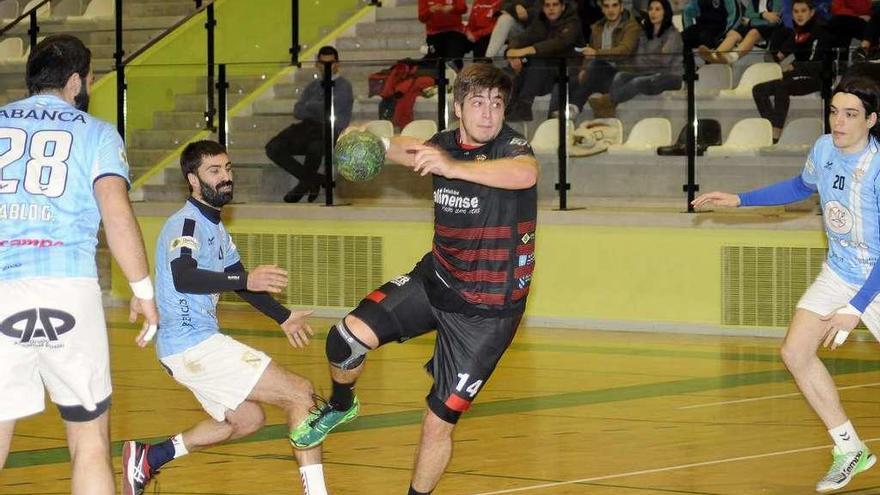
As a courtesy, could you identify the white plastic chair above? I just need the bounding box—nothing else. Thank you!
[21,0,50,19]
[607,118,673,155]
[671,13,683,32]
[719,62,782,98]
[364,120,394,139]
[0,38,24,64]
[400,119,437,140]
[67,0,113,21]
[760,118,824,155]
[695,64,733,95]
[706,118,773,156]
[530,118,574,153]
[0,1,20,23]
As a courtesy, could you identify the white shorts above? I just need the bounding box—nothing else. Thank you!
[0,277,111,421]
[797,263,880,341]
[160,333,271,422]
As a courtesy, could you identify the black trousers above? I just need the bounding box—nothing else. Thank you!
[264,119,324,184]
[752,69,822,129]
[426,31,471,69]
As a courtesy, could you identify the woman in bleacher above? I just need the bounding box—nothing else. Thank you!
[752,0,830,142]
[698,0,784,64]
[586,0,682,116]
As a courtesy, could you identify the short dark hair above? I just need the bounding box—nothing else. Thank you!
[26,34,91,95]
[453,63,512,105]
[180,140,228,189]
[832,75,880,139]
[317,46,339,61]
[792,0,814,9]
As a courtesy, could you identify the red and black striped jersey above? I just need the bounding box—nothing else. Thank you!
[415,124,537,317]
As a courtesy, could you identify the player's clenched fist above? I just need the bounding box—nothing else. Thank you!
[247,264,289,293]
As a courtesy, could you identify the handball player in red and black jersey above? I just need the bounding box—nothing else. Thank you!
[291,63,539,495]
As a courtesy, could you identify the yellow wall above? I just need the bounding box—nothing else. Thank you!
[114,216,827,328]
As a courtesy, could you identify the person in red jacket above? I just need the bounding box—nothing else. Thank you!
[828,0,872,61]
[466,0,503,57]
[420,0,471,69]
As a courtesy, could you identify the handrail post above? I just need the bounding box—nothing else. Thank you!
[437,58,447,131]
[821,51,833,134]
[205,3,216,131]
[555,57,570,211]
[114,0,126,140]
[217,64,228,146]
[27,10,38,51]
[322,61,335,206]
[683,49,699,213]
[291,0,300,66]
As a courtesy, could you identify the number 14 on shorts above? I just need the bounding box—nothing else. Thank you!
[456,373,483,397]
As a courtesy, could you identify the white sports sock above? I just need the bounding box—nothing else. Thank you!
[299,464,328,495]
[172,433,189,459]
[829,420,863,452]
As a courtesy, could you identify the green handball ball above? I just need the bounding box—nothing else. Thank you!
[334,130,386,182]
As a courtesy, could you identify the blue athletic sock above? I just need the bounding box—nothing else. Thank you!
[146,438,177,470]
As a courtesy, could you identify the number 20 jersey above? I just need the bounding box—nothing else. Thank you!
[0,95,130,280]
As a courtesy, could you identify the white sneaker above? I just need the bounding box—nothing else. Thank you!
[815,443,875,493]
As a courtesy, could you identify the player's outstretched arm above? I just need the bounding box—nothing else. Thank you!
[691,191,741,209]
[94,175,159,346]
[386,136,427,167]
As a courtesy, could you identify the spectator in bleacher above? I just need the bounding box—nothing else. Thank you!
[466,0,503,58]
[698,0,783,64]
[504,0,584,121]
[567,0,641,117]
[586,0,682,117]
[827,0,871,60]
[752,0,830,142]
[855,4,880,56]
[419,0,471,69]
[484,0,541,58]
[780,0,831,26]
[576,0,604,41]
[680,0,744,50]
[264,46,353,203]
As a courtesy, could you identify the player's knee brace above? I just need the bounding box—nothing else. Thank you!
[326,320,369,370]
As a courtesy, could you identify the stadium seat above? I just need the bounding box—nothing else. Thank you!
[671,13,683,32]
[719,62,782,98]
[364,119,394,139]
[760,118,824,156]
[401,119,437,140]
[530,118,574,153]
[0,1,20,24]
[705,117,773,156]
[0,38,24,65]
[607,117,672,155]
[20,0,50,19]
[67,0,113,21]
[695,64,733,95]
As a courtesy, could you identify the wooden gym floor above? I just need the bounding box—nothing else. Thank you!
[4,306,880,494]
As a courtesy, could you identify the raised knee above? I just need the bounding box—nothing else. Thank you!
[326,319,371,370]
[780,342,807,371]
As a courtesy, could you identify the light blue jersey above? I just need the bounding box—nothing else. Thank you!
[802,134,880,286]
[0,95,129,279]
[154,198,241,358]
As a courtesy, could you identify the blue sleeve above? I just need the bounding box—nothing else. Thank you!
[724,0,740,31]
[683,0,698,27]
[738,175,816,206]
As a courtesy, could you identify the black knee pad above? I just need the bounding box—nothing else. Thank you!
[326,321,369,370]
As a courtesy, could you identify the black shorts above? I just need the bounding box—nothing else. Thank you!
[349,270,522,424]
[734,23,778,41]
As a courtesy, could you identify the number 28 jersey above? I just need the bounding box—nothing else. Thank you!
[0,95,130,280]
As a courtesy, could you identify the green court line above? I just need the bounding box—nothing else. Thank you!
[8,356,880,469]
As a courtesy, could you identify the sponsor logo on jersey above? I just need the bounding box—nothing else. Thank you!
[390,275,410,286]
[0,238,63,248]
[0,108,86,123]
[170,236,199,252]
[824,200,854,235]
[434,187,480,209]
[0,308,75,345]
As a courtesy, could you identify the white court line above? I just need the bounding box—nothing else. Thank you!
[467,437,880,495]
[678,381,880,410]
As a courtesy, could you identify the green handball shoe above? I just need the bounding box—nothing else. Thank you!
[816,443,875,493]
[290,397,360,449]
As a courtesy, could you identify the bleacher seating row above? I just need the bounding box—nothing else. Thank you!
[356,116,823,157]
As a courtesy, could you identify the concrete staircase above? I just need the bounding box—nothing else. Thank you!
[0,0,196,105]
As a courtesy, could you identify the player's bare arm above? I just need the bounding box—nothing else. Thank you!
[407,144,538,189]
[94,175,158,346]
[281,310,315,348]
[691,191,742,209]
